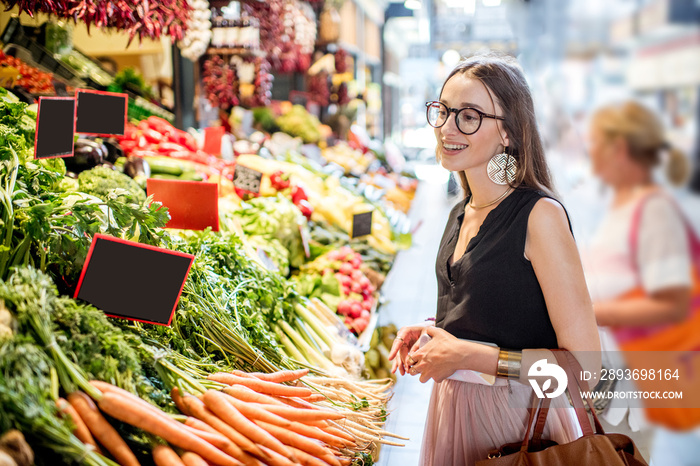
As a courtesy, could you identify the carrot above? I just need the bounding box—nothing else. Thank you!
[171,387,191,415]
[301,394,327,403]
[288,446,333,466]
[91,380,178,424]
[56,397,102,454]
[181,424,262,466]
[322,426,355,444]
[153,444,186,466]
[222,395,292,427]
[202,390,296,462]
[249,369,309,383]
[184,416,220,436]
[253,420,335,462]
[285,422,352,449]
[181,452,210,466]
[259,404,345,422]
[67,392,140,466]
[182,393,267,464]
[97,391,239,466]
[207,373,313,398]
[257,445,298,466]
[222,386,285,406]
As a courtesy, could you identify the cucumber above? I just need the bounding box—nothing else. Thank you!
[146,158,184,176]
[179,171,204,181]
[149,174,182,180]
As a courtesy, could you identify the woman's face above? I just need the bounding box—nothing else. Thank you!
[588,124,620,185]
[435,74,509,175]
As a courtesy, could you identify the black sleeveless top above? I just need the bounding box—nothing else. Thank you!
[435,187,566,350]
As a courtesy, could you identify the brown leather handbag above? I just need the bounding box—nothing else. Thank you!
[476,350,648,466]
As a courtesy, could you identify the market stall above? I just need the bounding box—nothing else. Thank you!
[0,1,417,464]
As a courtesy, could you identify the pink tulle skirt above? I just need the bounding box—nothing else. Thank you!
[419,378,582,466]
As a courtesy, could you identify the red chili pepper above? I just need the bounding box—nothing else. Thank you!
[156,142,188,154]
[142,128,164,144]
[297,199,313,220]
[291,185,308,204]
[146,116,173,133]
[119,140,138,153]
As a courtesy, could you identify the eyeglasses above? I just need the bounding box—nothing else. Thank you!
[425,101,505,135]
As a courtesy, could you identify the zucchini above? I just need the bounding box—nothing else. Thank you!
[149,174,182,180]
[179,171,204,181]
[146,158,185,176]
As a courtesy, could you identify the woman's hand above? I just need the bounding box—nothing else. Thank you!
[408,328,500,383]
[408,326,467,383]
[388,321,434,376]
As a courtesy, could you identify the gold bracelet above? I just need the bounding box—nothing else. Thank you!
[496,349,522,379]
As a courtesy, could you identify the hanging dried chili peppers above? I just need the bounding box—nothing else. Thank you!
[0,0,192,44]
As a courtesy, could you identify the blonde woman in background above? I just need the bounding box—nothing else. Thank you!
[585,100,698,465]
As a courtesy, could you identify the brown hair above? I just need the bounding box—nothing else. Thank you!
[591,101,689,186]
[436,52,554,197]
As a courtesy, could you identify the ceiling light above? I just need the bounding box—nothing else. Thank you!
[482,0,501,6]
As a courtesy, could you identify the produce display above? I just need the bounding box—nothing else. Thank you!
[365,324,398,381]
[0,51,55,95]
[0,86,419,465]
[294,247,377,335]
[276,105,322,144]
[322,142,372,175]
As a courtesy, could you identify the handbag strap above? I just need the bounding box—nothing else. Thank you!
[520,392,551,451]
[629,192,700,278]
[518,350,607,449]
[551,350,606,435]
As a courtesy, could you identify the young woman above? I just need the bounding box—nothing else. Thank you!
[388,53,601,465]
[584,101,697,465]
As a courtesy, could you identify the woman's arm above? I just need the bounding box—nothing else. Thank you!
[595,287,691,327]
[524,198,601,377]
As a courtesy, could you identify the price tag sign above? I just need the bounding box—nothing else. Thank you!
[75,89,128,137]
[351,211,373,238]
[147,179,219,232]
[34,96,76,159]
[233,165,263,194]
[203,126,225,156]
[74,234,194,326]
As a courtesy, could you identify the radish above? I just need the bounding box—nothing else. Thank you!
[360,309,370,320]
[351,282,362,294]
[361,300,372,311]
[351,269,364,281]
[339,263,354,276]
[350,257,362,269]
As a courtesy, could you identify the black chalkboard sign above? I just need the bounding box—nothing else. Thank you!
[351,211,373,238]
[233,165,263,194]
[75,89,128,136]
[74,234,194,326]
[34,97,75,159]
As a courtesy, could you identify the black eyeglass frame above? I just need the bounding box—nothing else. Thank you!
[425,101,506,135]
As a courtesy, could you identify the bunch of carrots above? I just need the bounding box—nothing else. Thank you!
[52,368,404,465]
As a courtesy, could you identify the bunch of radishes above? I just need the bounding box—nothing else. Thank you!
[324,247,375,334]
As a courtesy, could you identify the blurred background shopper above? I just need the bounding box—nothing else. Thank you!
[584,100,700,465]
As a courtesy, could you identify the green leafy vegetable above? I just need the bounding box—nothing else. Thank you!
[78,165,147,204]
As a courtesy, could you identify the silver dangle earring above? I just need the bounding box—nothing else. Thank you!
[487,150,517,185]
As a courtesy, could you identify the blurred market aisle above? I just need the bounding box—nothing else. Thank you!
[376,170,455,466]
